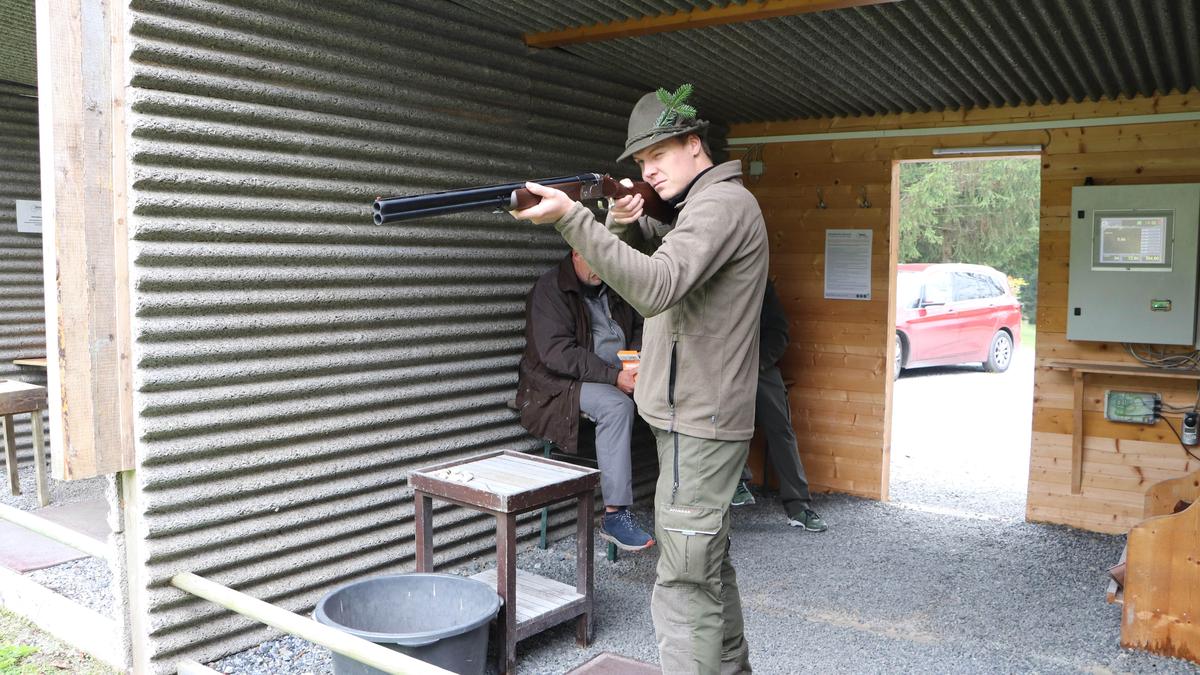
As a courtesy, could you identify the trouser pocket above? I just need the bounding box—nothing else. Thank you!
[658,504,725,585]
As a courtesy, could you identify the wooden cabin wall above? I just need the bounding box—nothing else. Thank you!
[730,91,1200,531]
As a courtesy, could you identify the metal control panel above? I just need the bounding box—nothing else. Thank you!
[1067,183,1200,346]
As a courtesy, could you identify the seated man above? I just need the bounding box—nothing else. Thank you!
[732,280,827,532]
[515,250,655,551]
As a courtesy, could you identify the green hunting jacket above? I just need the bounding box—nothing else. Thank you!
[553,160,768,440]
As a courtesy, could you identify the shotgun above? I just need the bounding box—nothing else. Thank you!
[372,173,673,225]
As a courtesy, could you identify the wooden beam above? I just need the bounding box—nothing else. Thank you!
[523,0,901,48]
[35,0,135,480]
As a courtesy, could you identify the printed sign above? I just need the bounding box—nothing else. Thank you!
[15,200,42,234]
[824,229,872,300]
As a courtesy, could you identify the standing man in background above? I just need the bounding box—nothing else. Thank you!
[511,85,766,675]
[731,280,827,533]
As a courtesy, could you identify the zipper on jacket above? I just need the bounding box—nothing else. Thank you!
[668,339,679,504]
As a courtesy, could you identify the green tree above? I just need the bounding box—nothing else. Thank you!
[899,158,1041,319]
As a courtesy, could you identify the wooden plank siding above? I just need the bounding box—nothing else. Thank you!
[730,90,1200,530]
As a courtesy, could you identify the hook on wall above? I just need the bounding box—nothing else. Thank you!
[857,186,871,209]
[816,187,827,210]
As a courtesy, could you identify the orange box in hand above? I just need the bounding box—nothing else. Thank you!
[617,350,640,372]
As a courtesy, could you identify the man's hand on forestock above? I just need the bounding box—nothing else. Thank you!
[509,182,574,224]
[616,369,636,395]
[609,178,644,224]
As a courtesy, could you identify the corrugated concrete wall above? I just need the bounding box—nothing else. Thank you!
[0,82,47,466]
[0,0,36,87]
[123,0,652,667]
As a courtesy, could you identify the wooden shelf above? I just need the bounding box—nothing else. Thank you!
[1046,359,1200,380]
[1046,360,1200,495]
[471,568,587,640]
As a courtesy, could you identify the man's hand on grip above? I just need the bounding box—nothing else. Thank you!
[609,178,644,224]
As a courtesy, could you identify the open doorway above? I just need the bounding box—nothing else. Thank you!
[889,156,1041,521]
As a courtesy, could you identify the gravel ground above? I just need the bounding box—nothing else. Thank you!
[211,492,1196,674]
[0,464,107,512]
[1,464,114,619]
[25,557,114,617]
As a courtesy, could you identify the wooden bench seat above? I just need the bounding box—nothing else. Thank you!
[1109,468,1200,664]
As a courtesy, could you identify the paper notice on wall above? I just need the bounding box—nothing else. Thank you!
[15,200,42,234]
[824,229,872,300]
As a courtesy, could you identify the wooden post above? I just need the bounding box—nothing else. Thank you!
[414,492,433,572]
[575,491,594,646]
[35,0,135,481]
[1071,370,1085,494]
[31,411,48,507]
[496,513,517,674]
[3,415,15,496]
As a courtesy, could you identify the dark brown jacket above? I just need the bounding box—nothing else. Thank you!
[516,254,642,454]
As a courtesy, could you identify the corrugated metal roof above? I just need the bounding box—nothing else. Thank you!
[0,0,36,87]
[0,83,47,465]
[447,0,1200,122]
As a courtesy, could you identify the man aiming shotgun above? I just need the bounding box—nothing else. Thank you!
[509,85,766,675]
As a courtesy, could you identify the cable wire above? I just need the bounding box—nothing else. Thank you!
[1125,343,1200,370]
[1156,413,1200,463]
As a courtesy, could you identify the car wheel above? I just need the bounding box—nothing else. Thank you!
[894,332,905,380]
[983,330,1013,373]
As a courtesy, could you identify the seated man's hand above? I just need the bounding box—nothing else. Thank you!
[609,178,644,224]
[509,182,575,225]
[616,369,636,395]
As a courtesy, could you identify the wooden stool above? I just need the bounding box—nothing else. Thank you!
[409,450,600,674]
[0,380,49,507]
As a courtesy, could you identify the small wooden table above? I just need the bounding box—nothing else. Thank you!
[1,380,49,506]
[409,450,600,674]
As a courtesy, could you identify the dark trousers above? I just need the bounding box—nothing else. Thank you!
[747,365,812,517]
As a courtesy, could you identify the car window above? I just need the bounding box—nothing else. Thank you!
[953,272,997,301]
[923,272,951,305]
[897,272,922,309]
[986,274,1008,297]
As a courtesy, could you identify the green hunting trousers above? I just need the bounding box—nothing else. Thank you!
[651,428,753,675]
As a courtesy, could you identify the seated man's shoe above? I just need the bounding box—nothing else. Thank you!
[787,508,828,532]
[731,481,756,506]
[599,507,655,551]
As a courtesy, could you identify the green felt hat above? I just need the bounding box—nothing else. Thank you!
[617,84,709,162]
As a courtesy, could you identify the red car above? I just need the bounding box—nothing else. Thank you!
[894,263,1022,378]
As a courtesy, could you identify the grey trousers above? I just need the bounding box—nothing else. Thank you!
[651,428,752,675]
[579,382,635,506]
[750,366,812,517]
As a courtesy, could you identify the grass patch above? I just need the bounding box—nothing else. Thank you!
[0,644,38,674]
[0,608,114,674]
[1020,319,1036,352]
